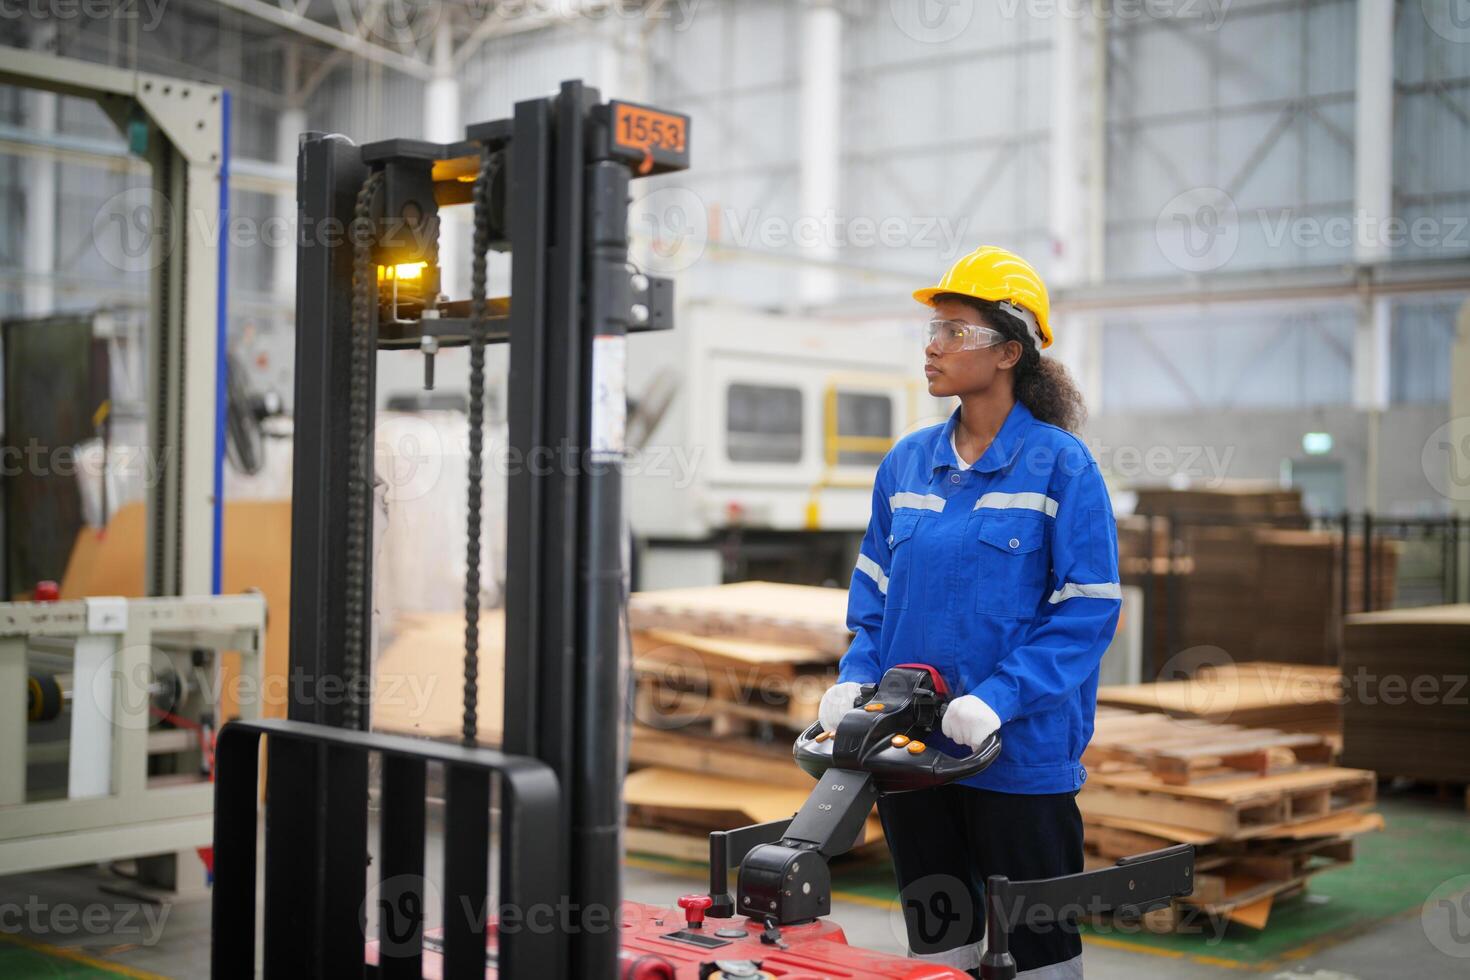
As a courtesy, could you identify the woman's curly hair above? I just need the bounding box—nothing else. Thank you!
[934,293,1088,433]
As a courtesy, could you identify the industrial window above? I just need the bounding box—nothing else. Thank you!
[726,383,803,463]
[832,391,893,466]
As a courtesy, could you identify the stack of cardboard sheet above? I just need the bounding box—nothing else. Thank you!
[1131,483,1305,520]
[1340,605,1470,785]
[1117,502,1400,667]
[1097,662,1343,736]
[372,610,504,742]
[624,582,869,858]
[1082,707,1381,930]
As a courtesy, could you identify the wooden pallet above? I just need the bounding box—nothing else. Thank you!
[1080,766,1375,838]
[633,671,826,735]
[1085,708,1335,784]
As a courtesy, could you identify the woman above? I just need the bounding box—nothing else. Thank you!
[818,246,1120,979]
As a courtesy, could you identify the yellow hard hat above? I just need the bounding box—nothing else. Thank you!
[913,246,1053,349]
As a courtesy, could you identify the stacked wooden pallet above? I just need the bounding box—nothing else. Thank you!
[1081,708,1380,930]
[1097,662,1343,735]
[625,582,862,858]
[1340,604,1470,786]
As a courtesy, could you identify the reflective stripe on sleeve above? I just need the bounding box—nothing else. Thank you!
[1048,581,1123,604]
[855,553,888,594]
[974,491,1059,517]
[889,491,946,513]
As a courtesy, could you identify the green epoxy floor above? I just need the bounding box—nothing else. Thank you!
[0,938,141,978]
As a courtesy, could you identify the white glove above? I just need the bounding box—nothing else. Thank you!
[941,695,1001,750]
[818,681,863,732]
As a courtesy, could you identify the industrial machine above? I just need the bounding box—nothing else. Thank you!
[210,79,1192,979]
[0,51,255,892]
[626,303,947,589]
[0,593,264,882]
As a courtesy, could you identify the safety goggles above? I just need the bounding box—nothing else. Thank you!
[926,318,1006,354]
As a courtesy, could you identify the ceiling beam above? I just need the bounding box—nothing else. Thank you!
[205,0,432,79]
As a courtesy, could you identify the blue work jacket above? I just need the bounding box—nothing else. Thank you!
[836,401,1121,794]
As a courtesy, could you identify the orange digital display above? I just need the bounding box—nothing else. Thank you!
[613,103,688,174]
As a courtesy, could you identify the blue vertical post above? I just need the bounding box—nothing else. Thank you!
[211,90,231,595]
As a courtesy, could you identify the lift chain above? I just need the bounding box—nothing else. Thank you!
[462,151,497,747]
[345,168,383,731]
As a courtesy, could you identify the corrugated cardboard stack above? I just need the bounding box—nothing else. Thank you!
[1122,487,1398,666]
[1340,604,1470,785]
[1132,483,1306,521]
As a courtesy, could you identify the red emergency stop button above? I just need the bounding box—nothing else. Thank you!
[677,893,713,929]
[34,581,59,602]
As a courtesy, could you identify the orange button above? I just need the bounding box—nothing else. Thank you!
[864,702,886,712]
[906,740,927,755]
[815,730,833,743]
[890,735,910,747]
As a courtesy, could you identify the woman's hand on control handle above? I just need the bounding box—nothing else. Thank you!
[940,695,1001,750]
[818,681,863,732]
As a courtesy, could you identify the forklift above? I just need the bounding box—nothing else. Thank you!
[209,80,1193,980]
